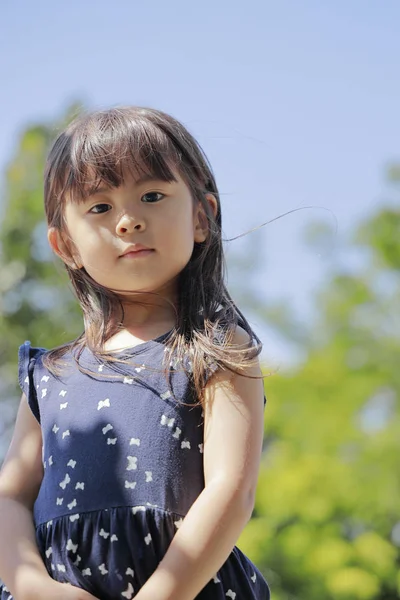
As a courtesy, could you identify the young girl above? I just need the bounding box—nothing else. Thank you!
[0,107,270,600]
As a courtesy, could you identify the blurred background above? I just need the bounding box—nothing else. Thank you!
[1,1,399,598]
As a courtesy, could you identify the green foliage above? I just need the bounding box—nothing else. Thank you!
[238,205,400,597]
[0,106,85,437]
[355,209,400,272]
[0,107,399,598]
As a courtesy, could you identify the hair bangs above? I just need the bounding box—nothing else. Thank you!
[59,109,182,206]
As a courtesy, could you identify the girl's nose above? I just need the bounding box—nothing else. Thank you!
[116,213,146,235]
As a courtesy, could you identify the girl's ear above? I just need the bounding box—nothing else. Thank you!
[47,227,83,269]
[194,194,218,243]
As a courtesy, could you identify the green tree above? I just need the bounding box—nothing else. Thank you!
[0,104,84,443]
[238,200,400,598]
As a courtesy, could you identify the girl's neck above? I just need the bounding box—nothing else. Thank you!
[103,293,177,352]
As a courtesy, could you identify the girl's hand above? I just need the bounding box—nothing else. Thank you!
[20,577,100,600]
[50,581,100,600]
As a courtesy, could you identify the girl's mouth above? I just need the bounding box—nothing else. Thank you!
[120,249,154,258]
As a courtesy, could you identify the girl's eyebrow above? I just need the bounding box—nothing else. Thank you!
[86,174,174,199]
[87,186,110,197]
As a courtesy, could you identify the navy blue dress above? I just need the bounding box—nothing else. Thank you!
[0,337,270,600]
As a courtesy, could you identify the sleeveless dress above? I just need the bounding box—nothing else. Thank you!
[0,337,270,600]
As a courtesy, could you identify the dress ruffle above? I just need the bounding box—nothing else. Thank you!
[1,506,269,600]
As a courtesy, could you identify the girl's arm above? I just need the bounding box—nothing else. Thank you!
[0,395,102,600]
[0,394,51,599]
[135,328,265,600]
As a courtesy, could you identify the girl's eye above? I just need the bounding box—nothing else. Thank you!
[88,192,164,213]
[141,192,164,203]
[89,204,111,214]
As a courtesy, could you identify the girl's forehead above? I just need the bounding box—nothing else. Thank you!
[91,172,181,197]
[69,162,181,204]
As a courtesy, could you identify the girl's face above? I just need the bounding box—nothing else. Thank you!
[48,171,212,301]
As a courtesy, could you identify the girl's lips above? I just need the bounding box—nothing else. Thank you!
[120,249,154,258]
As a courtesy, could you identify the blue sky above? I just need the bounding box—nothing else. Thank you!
[1,0,400,367]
